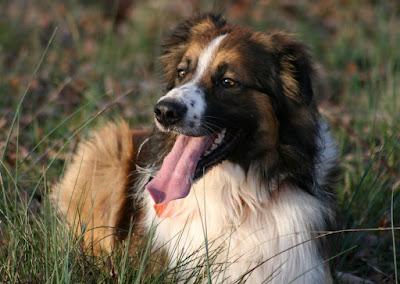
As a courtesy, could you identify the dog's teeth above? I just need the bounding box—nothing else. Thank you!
[203,129,227,157]
[214,129,226,145]
[214,136,223,145]
[210,143,218,151]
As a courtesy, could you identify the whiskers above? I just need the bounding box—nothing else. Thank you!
[161,115,226,137]
[199,116,225,136]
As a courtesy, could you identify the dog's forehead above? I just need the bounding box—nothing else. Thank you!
[188,30,248,56]
[179,34,227,84]
[182,32,254,85]
[186,34,227,58]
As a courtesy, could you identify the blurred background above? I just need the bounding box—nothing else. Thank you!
[0,1,399,283]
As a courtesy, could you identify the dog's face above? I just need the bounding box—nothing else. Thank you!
[146,14,319,204]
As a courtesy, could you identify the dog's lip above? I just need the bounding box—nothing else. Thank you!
[193,128,241,180]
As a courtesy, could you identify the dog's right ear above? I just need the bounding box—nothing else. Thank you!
[160,14,226,90]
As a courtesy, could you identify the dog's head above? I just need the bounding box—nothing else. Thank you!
[146,14,319,204]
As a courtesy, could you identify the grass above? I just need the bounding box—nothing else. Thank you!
[0,0,399,282]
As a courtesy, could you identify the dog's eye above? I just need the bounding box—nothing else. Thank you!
[177,69,187,79]
[221,78,238,88]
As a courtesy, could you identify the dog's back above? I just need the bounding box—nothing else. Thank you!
[51,121,148,253]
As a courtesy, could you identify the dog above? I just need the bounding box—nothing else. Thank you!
[52,14,338,283]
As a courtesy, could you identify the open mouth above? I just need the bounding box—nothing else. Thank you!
[194,128,240,180]
[145,128,240,205]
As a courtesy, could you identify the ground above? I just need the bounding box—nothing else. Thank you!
[0,0,399,283]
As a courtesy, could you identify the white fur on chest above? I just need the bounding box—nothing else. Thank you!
[143,160,332,283]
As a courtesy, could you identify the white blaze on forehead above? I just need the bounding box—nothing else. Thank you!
[157,34,227,134]
[191,34,227,83]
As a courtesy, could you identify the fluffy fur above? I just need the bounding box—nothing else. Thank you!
[52,14,338,283]
[51,122,147,253]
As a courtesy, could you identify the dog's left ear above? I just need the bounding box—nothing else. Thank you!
[255,32,315,105]
[160,14,226,90]
[160,19,193,89]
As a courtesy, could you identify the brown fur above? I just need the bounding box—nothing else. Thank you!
[51,121,148,254]
[253,92,279,150]
[281,59,300,101]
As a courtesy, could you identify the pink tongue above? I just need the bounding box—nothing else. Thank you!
[146,135,213,204]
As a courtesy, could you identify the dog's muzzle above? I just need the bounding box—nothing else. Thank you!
[154,99,187,127]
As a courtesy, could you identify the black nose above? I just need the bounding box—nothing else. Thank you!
[154,99,187,127]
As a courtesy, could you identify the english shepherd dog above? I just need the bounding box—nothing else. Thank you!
[52,14,339,283]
